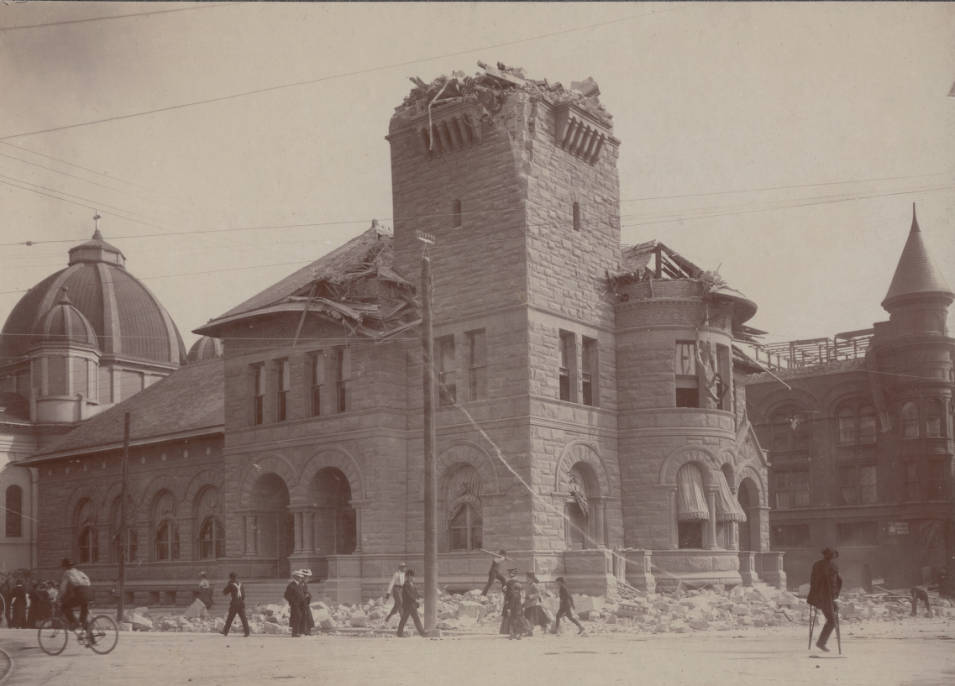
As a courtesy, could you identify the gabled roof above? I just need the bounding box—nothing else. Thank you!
[26,358,223,461]
[195,222,417,339]
[882,204,954,309]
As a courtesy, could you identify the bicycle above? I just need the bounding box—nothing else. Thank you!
[37,604,119,656]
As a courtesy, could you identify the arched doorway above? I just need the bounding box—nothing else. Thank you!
[251,473,292,578]
[311,468,356,555]
[737,478,760,551]
[564,462,600,549]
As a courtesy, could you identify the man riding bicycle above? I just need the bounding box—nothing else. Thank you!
[59,558,92,633]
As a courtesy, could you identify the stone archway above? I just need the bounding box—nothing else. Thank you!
[737,477,760,552]
[249,472,292,578]
[309,468,356,556]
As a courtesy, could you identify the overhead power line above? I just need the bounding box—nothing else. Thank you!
[0,5,681,141]
[0,4,223,33]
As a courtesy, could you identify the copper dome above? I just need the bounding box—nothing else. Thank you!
[1,230,185,365]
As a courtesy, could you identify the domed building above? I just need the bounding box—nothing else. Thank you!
[0,222,187,569]
[187,336,223,363]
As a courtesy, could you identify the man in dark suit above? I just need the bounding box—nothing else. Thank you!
[807,548,842,652]
[221,572,250,637]
[284,572,305,637]
[396,568,426,637]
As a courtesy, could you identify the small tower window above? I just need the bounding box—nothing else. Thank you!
[453,199,462,228]
[572,202,581,231]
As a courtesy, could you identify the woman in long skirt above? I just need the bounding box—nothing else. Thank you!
[522,573,550,636]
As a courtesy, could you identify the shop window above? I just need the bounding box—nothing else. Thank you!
[836,521,878,546]
[771,524,811,548]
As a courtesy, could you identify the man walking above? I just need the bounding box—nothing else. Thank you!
[807,548,842,652]
[384,562,406,622]
[481,549,508,596]
[222,572,250,637]
[551,576,585,635]
[396,568,426,637]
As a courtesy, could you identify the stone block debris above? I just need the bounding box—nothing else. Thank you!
[109,583,954,637]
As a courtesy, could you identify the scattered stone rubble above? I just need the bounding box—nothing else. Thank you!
[119,583,953,636]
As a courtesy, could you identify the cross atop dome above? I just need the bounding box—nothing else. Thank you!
[92,211,102,240]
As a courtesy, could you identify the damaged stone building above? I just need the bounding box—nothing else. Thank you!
[3,63,822,602]
[746,207,954,591]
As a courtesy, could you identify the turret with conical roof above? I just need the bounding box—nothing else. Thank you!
[882,204,954,328]
[879,205,954,339]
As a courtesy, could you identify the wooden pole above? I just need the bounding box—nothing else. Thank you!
[117,412,130,623]
[421,251,438,634]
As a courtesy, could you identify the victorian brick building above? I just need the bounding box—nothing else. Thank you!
[746,207,954,590]
[6,65,782,603]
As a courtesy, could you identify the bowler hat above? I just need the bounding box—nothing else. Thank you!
[821,547,836,559]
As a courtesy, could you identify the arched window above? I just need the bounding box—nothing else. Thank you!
[199,517,225,559]
[676,463,708,549]
[837,406,857,445]
[858,406,878,445]
[5,485,22,538]
[448,501,482,551]
[155,519,180,561]
[925,399,944,438]
[901,402,919,439]
[78,525,98,563]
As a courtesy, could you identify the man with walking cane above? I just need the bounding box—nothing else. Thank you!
[807,548,842,653]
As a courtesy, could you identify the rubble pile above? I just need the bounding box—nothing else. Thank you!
[393,61,612,126]
[126,584,953,635]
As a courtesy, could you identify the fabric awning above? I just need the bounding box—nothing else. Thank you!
[677,465,709,521]
[715,470,747,522]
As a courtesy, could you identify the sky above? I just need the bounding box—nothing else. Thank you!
[1,2,953,352]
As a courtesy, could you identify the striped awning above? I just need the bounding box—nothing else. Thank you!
[677,464,709,522]
[715,470,747,523]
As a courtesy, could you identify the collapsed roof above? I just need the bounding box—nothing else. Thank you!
[393,61,613,127]
[196,222,418,340]
[608,240,764,343]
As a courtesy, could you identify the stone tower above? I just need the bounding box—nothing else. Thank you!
[387,65,625,559]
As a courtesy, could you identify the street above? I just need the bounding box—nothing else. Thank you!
[1,618,953,686]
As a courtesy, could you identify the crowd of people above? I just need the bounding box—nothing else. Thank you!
[3,577,59,629]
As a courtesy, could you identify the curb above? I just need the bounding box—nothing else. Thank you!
[0,645,13,686]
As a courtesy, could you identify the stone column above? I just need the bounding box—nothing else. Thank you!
[302,509,315,554]
[666,488,678,549]
[705,490,718,550]
[592,498,607,547]
[351,499,368,553]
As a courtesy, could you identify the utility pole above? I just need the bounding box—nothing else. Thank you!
[117,412,130,624]
[418,231,437,634]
